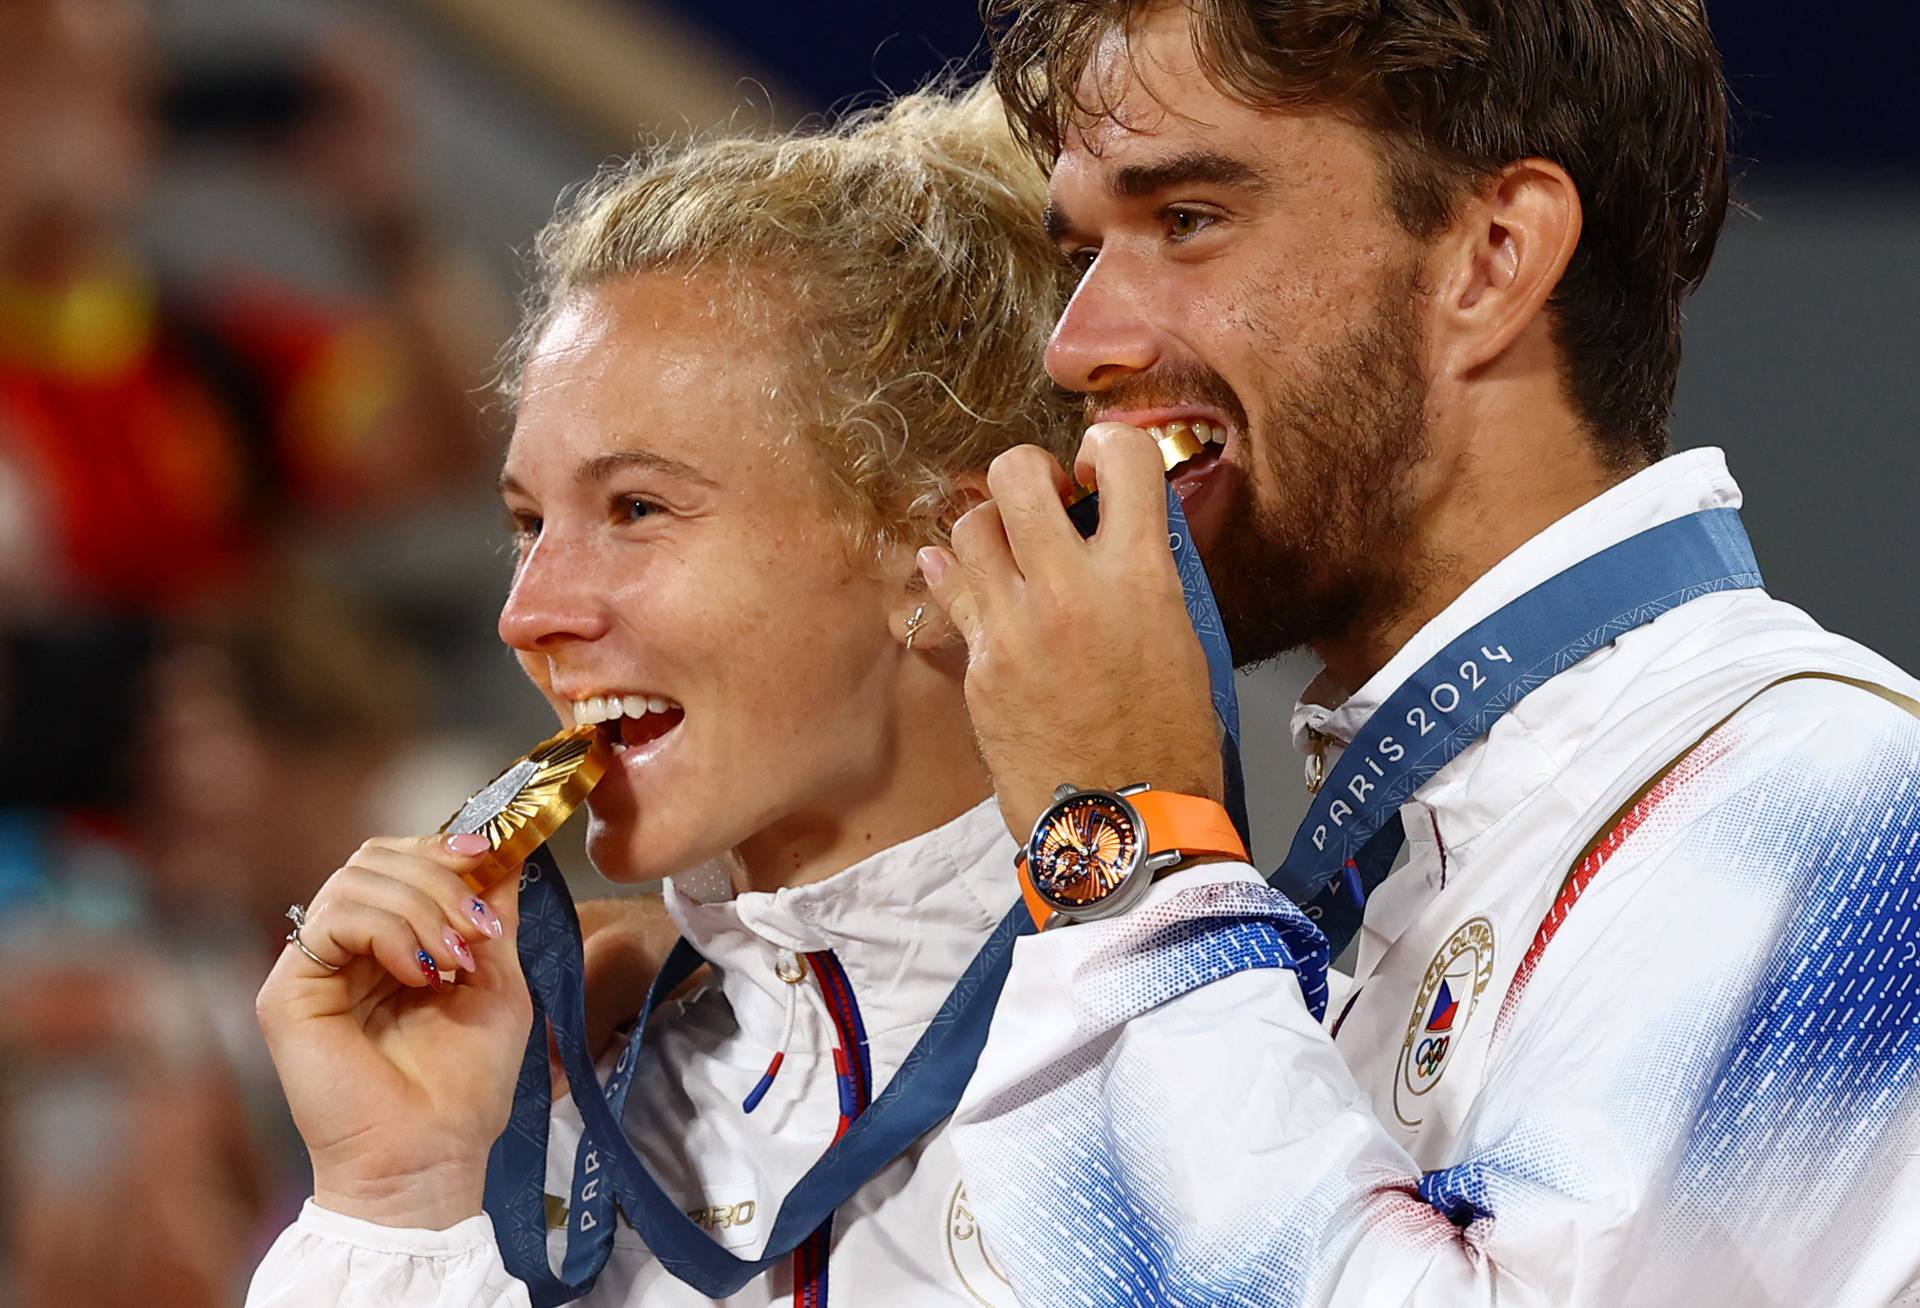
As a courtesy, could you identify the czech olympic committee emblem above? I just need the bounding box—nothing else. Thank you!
[1394,916,1495,1129]
[945,1181,1016,1307]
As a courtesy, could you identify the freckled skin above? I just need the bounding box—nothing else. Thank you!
[498,271,989,891]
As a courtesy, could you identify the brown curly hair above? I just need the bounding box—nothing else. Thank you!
[986,0,1733,468]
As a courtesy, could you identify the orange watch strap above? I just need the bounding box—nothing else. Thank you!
[1015,790,1245,931]
[1130,789,1248,863]
[1017,858,1056,931]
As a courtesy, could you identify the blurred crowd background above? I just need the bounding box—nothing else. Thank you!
[0,0,1912,1303]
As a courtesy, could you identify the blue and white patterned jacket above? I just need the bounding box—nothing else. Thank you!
[952,448,1920,1308]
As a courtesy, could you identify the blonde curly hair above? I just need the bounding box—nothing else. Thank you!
[507,80,1077,555]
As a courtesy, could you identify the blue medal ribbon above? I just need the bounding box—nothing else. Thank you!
[1275,506,1761,954]
[486,489,1237,1303]
[1069,491,1252,842]
[484,851,1041,1302]
[483,488,1761,1301]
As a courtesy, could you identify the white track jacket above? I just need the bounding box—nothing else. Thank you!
[246,800,1029,1308]
[948,448,1920,1306]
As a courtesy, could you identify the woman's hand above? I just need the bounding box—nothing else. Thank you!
[255,833,532,1230]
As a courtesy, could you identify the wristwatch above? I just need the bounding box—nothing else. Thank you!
[1016,783,1247,930]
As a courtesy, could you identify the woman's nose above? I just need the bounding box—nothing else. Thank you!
[497,532,612,652]
[1046,256,1163,394]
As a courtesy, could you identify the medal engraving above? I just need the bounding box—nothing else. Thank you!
[448,760,543,836]
[438,725,613,892]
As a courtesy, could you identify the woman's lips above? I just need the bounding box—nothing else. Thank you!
[584,709,685,784]
[617,706,683,751]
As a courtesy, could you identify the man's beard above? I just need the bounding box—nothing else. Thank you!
[1092,262,1432,670]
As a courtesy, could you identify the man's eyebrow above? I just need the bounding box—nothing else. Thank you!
[1043,152,1268,245]
[1110,151,1271,200]
[496,448,717,497]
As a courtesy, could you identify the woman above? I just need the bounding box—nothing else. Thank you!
[246,83,1072,1306]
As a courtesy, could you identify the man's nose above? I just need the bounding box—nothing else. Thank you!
[1046,257,1163,394]
[497,531,612,653]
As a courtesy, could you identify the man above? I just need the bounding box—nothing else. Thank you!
[919,2,1920,1304]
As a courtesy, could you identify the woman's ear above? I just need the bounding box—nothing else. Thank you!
[889,566,957,655]
[887,471,990,654]
[946,469,992,520]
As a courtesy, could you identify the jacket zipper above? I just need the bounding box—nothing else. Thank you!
[791,949,871,1308]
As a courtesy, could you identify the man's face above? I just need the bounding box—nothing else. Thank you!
[1043,5,1437,668]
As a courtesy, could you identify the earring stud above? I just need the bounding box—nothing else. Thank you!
[904,604,929,651]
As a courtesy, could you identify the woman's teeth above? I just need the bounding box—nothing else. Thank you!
[1146,421,1228,474]
[570,693,680,728]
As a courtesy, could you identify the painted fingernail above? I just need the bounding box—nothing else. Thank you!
[442,928,476,971]
[416,949,444,990]
[445,833,492,856]
[465,897,504,938]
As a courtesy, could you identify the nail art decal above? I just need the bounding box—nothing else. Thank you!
[417,949,444,990]
[443,928,476,970]
[467,897,504,938]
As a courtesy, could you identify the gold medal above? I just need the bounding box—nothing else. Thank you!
[1068,423,1212,503]
[439,724,613,892]
[1150,423,1206,471]
[1066,423,1216,528]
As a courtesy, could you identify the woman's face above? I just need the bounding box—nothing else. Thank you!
[498,273,917,882]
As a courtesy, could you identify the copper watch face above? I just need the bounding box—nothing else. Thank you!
[1028,794,1141,909]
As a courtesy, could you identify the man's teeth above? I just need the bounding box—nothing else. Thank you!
[1147,420,1226,446]
[1145,421,1227,473]
[571,693,680,727]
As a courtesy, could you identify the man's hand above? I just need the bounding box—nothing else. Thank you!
[918,424,1224,842]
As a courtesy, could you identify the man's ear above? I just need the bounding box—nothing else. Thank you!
[1430,158,1583,378]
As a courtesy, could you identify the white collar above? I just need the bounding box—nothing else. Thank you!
[1290,447,1743,753]
[661,799,1016,1040]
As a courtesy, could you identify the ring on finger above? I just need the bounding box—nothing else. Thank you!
[284,902,344,974]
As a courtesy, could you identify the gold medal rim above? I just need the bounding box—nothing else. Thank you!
[438,723,612,891]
